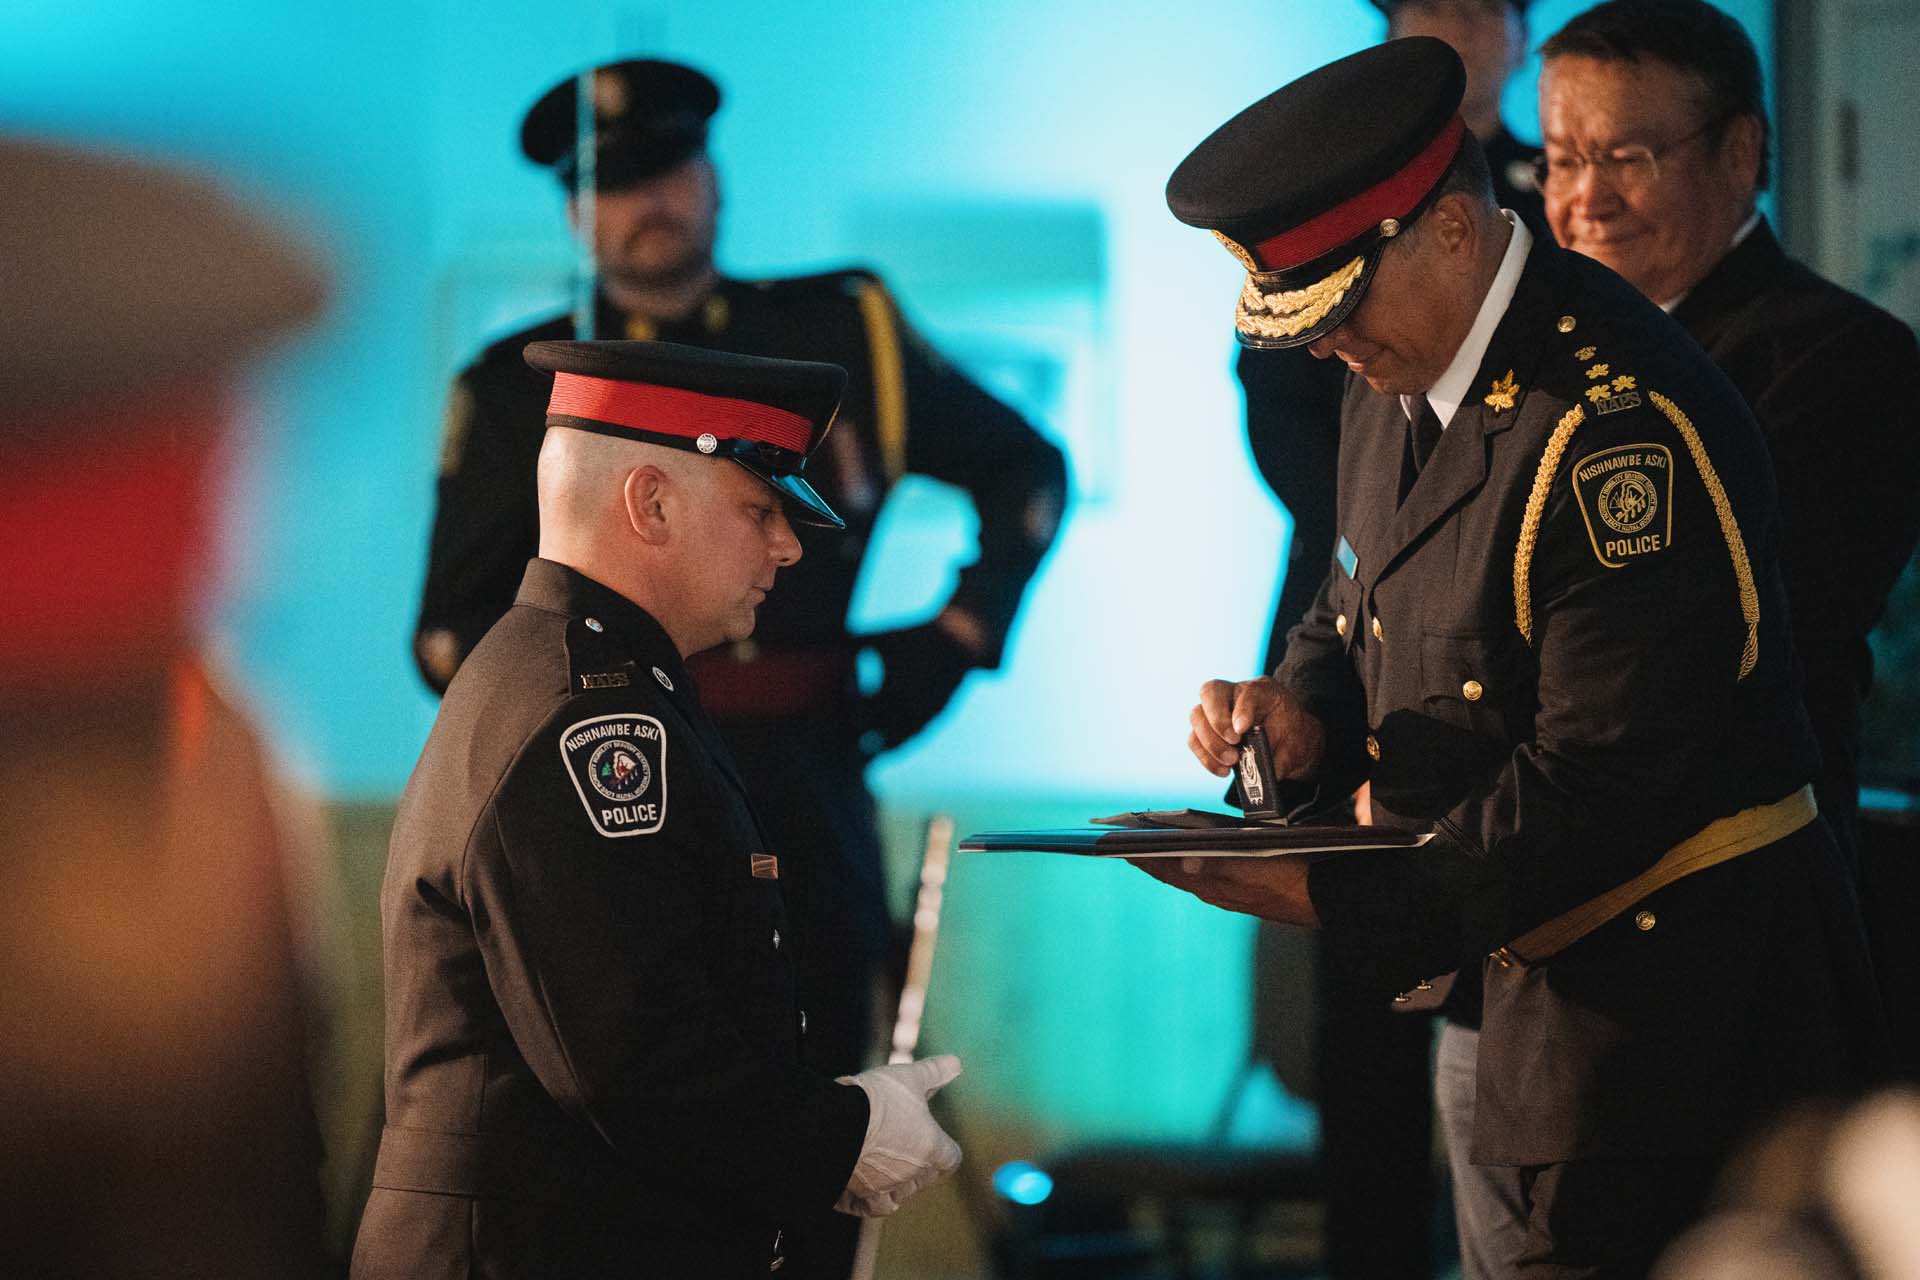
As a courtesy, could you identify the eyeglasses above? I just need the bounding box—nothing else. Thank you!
[1533,117,1726,195]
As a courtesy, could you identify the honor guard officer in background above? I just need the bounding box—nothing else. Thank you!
[1230,4,1543,1275]
[356,342,962,1280]
[411,67,1064,1262]
[1157,39,1881,1276]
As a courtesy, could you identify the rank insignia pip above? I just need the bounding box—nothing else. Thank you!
[1484,369,1519,413]
[560,713,667,837]
[1571,443,1674,568]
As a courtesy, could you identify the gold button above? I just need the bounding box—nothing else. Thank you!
[1379,217,1401,238]
[1335,613,1349,637]
[1371,615,1384,641]
[1558,315,1577,333]
[1365,734,1381,761]
[1634,910,1656,931]
[1462,679,1484,701]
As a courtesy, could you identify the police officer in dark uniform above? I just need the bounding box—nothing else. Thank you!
[1231,6,1544,1275]
[1155,40,1879,1275]
[356,342,963,1279]
[412,72,1065,1225]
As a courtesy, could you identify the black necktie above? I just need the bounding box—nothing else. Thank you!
[1401,397,1443,501]
[1411,398,1444,472]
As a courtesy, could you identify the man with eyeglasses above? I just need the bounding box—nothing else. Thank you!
[1422,2,1920,1273]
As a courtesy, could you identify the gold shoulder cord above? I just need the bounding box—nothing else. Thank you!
[1649,391,1760,679]
[853,278,909,483]
[1513,405,1586,645]
[1512,393,1759,680]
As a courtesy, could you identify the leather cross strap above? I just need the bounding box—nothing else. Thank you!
[1493,784,1817,967]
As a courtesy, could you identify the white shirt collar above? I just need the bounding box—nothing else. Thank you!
[1413,212,1532,428]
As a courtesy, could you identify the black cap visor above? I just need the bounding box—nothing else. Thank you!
[554,125,707,192]
[1234,241,1384,350]
[732,459,844,530]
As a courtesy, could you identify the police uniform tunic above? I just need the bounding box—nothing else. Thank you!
[416,272,1066,1084]
[354,559,868,1279]
[1279,235,1876,1177]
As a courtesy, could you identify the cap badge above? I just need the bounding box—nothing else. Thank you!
[1210,230,1259,273]
[591,70,629,120]
[696,432,718,454]
[1379,217,1401,238]
[1484,370,1519,413]
[652,666,675,691]
[584,617,604,632]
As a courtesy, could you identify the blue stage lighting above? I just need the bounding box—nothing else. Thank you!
[992,1159,1055,1206]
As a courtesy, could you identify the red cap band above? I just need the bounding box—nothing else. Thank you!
[547,371,814,454]
[1251,114,1466,271]
[0,398,223,691]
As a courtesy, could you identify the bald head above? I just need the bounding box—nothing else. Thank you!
[535,424,801,656]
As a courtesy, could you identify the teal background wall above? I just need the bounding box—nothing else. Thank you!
[3,0,1774,1144]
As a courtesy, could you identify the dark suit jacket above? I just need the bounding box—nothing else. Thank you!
[1672,220,1920,854]
[1280,234,1869,1164]
[353,560,868,1279]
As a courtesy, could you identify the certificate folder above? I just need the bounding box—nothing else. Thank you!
[959,817,1430,859]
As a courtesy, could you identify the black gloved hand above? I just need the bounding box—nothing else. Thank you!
[859,623,978,755]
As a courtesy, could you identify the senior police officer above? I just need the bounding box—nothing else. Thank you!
[1419,7,1920,1270]
[1231,7,1545,1273]
[1154,39,1879,1277]
[413,79,1063,1268]
[354,342,962,1279]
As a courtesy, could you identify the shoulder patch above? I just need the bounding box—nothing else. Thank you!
[1571,443,1673,567]
[559,713,667,837]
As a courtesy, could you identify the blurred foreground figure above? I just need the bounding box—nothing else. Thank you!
[1652,1089,1920,1280]
[357,342,960,1279]
[0,138,332,1276]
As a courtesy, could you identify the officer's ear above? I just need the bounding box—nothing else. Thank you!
[622,465,672,545]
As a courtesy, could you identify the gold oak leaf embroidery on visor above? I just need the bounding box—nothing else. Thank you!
[1236,255,1368,340]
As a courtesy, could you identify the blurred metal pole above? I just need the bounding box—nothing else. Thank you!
[571,68,596,340]
[849,813,954,1280]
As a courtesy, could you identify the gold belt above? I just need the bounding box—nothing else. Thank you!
[1492,784,1818,967]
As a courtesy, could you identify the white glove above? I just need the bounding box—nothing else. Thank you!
[833,1054,963,1217]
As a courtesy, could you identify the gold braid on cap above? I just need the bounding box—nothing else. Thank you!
[1650,391,1760,679]
[1515,405,1585,646]
[1236,255,1367,341]
[1211,230,1259,273]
